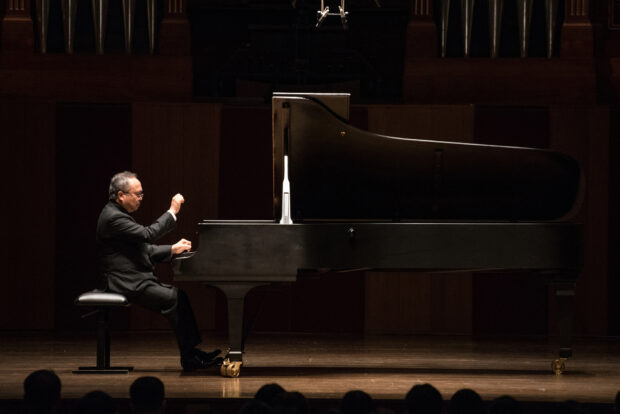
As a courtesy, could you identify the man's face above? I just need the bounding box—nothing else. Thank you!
[116,177,144,213]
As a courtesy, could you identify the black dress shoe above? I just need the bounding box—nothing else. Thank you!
[181,355,224,372]
[191,348,221,362]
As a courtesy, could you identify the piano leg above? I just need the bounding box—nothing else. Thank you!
[550,278,576,375]
[209,282,267,377]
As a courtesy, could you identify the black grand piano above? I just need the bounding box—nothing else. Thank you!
[173,93,582,377]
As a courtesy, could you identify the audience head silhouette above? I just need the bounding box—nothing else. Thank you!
[448,389,484,414]
[23,370,61,414]
[555,400,588,414]
[240,399,274,414]
[271,391,308,414]
[74,390,117,414]
[255,383,286,406]
[130,376,165,413]
[489,395,521,414]
[405,383,443,414]
[340,390,375,414]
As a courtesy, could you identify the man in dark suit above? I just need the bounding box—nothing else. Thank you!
[97,171,221,371]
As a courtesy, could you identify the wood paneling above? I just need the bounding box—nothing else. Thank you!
[402,59,597,105]
[54,103,132,330]
[472,106,549,336]
[245,271,366,334]
[0,54,192,101]
[561,0,594,58]
[549,106,610,336]
[0,0,34,52]
[404,0,437,58]
[365,272,473,335]
[218,106,273,220]
[0,101,55,330]
[131,102,222,331]
[472,273,548,336]
[366,105,474,141]
[610,106,620,336]
[364,105,475,335]
[474,106,549,147]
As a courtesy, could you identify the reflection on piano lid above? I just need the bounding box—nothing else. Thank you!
[272,93,583,222]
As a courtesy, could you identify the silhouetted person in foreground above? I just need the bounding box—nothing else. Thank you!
[255,383,286,406]
[271,391,308,414]
[130,376,165,414]
[239,400,273,414]
[23,370,61,414]
[488,396,521,414]
[341,390,375,414]
[405,384,443,414]
[448,389,484,414]
[74,390,117,414]
[555,400,588,414]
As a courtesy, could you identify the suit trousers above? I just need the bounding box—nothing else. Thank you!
[127,282,202,356]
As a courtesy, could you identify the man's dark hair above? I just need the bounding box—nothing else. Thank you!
[448,389,484,414]
[341,390,374,414]
[23,369,61,413]
[255,383,286,406]
[74,390,116,414]
[405,383,443,414]
[109,171,137,200]
[130,376,165,412]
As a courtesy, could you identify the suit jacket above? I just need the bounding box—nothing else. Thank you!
[96,201,176,294]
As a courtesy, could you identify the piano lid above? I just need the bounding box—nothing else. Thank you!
[272,93,583,222]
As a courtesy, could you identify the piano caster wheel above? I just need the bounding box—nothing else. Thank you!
[220,358,242,377]
[551,358,567,375]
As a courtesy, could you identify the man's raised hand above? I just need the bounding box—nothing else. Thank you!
[171,238,192,255]
[170,193,185,215]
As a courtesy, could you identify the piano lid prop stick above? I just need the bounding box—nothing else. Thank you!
[280,155,293,224]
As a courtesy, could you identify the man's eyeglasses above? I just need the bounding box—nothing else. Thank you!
[125,191,144,199]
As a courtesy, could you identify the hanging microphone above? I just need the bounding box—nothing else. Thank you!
[316,6,329,28]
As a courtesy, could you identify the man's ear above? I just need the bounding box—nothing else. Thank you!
[116,191,124,201]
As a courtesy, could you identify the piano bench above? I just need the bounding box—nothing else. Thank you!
[72,290,133,374]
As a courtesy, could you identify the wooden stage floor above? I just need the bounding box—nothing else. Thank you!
[1,332,619,410]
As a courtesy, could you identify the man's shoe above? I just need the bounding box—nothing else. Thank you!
[207,356,224,367]
[181,354,203,372]
[191,348,221,362]
[181,355,224,372]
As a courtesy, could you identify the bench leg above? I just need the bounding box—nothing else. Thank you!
[73,308,134,374]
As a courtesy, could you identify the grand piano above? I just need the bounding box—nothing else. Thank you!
[173,93,582,377]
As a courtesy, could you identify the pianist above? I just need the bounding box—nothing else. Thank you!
[96,171,221,371]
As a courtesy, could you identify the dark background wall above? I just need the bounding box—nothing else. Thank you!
[0,0,618,338]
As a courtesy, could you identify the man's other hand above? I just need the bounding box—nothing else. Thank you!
[170,193,185,215]
[171,238,192,254]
